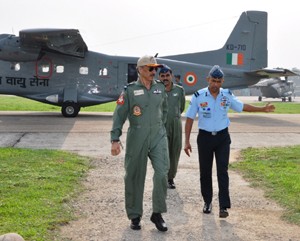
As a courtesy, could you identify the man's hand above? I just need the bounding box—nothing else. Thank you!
[111,142,121,156]
[184,142,192,157]
[264,102,275,112]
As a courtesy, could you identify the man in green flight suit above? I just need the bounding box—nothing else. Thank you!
[110,55,169,232]
[159,65,185,189]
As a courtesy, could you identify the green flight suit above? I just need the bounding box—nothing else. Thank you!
[165,84,185,180]
[111,78,169,220]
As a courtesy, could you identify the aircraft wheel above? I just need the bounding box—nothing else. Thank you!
[61,101,80,117]
[258,96,262,101]
[288,96,292,102]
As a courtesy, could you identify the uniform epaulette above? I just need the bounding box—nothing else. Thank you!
[193,91,200,97]
[124,82,135,90]
[155,80,165,86]
[222,89,232,95]
[174,83,184,89]
[194,89,206,98]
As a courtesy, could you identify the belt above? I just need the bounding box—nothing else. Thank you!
[199,128,228,136]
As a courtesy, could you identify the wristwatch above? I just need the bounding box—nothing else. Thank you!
[111,140,119,144]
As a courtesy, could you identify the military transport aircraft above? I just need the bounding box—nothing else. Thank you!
[0,11,296,117]
[253,77,295,102]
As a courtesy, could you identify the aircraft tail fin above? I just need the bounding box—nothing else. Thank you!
[164,11,268,71]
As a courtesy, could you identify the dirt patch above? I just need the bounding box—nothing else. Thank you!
[58,149,300,241]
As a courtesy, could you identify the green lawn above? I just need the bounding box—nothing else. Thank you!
[231,145,300,225]
[0,95,299,113]
[0,148,90,241]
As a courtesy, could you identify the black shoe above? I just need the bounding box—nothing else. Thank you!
[150,213,168,232]
[130,217,141,230]
[203,203,212,214]
[168,179,176,189]
[219,208,229,218]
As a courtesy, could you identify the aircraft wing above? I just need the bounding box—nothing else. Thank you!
[246,68,299,78]
[19,29,88,57]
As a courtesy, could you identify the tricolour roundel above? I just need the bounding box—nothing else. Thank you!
[184,72,198,86]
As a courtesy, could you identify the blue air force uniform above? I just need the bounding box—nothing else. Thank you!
[185,87,243,208]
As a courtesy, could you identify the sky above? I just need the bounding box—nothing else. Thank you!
[1,0,299,69]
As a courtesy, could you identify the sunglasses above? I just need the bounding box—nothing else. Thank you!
[160,73,171,78]
[147,66,158,72]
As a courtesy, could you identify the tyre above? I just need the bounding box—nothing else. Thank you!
[61,101,80,117]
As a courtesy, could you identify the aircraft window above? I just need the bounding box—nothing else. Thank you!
[80,67,88,75]
[99,68,108,76]
[103,68,108,75]
[11,63,21,71]
[42,65,50,72]
[56,65,64,73]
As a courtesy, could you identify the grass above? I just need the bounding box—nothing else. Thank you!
[1,147,299,241]
[0,95,300,113]
[230,145,300,225]
[0,148,90,241]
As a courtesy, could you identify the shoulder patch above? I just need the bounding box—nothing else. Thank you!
[116,92,125,105]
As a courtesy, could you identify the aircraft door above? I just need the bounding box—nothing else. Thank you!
[127,63,138,84]
[117,62,138,87]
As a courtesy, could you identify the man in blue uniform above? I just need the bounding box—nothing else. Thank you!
[111,55,169,231]
[158,65,185,189]
[184,65,275,218]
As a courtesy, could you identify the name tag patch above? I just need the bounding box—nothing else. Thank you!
[134,89,144,96]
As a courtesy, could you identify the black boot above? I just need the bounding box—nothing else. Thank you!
[150,213,168,232]
[130,216,141,230]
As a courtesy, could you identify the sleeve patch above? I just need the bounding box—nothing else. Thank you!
[116,92,125,105]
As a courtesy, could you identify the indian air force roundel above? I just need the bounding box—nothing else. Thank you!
[184,72,198,86]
